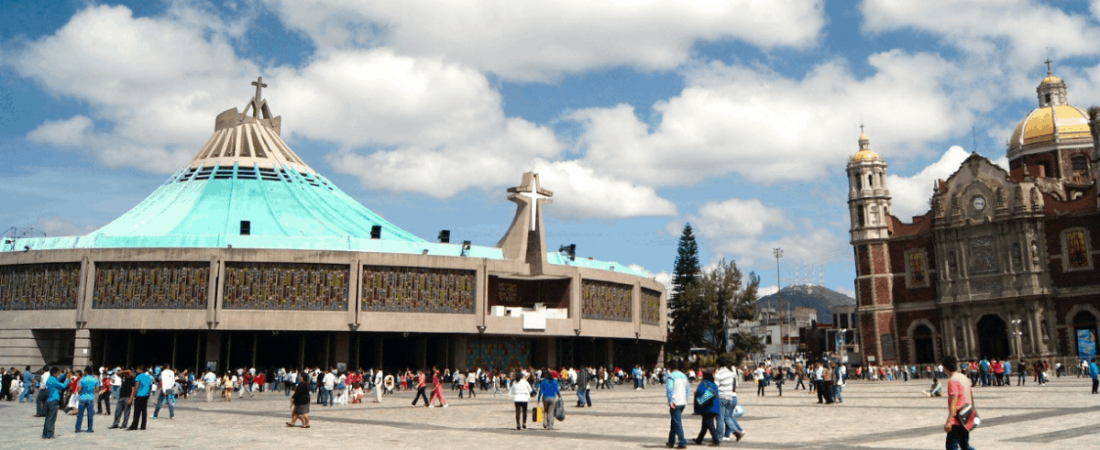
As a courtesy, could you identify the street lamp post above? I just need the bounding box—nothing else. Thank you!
[774,248,784,358]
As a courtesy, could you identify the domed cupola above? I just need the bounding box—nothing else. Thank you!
[1007,63,1092,171]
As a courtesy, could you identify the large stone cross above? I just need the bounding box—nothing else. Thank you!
[250,76,268,118]
[515,178,551,231]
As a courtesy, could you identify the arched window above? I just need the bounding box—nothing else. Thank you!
[868,175,874,188]
[855,174,862,190]
[879,173,885,187]
[857,206,865,227]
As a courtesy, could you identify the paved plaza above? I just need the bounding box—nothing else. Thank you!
[1,376,1097,449]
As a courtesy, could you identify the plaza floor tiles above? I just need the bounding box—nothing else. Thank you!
[0,377,1096,449]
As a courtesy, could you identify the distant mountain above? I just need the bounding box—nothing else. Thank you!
[756,284,855,325]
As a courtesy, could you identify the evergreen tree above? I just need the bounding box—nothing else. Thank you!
[670,224,700,308]
[667,224,701,356]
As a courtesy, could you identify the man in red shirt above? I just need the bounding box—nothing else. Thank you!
[943,356,975,450]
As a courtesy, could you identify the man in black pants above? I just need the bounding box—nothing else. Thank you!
[127,366,152,431]
[411,370,429,407]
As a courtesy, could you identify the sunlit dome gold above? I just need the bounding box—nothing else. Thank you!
[851,149,880,161]
[1041,74,1062,85]
[1010,105,1090,146]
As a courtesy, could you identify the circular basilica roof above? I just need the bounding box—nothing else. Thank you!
[1009,104,1090,147]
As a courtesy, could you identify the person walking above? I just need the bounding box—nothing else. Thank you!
[321,368,335,406]
[75,366,98,433]
[373,369,384,403]
[664,360,690,448]
[943,356,976,450]
[510,371,532,430]
[714,358,745,442]
[1088,357,1098,394]
[127,366,153,431]
[428,367,448,408]
[204,369,217,402]
[41,367,69,439]
[411,370,429,407]
[692,369,720,446]
[576,365,591,407]
[536,369,560,430]
[19,366,33,403]
[288,375,311,428]
[109,369,134,429]
[35,366,50,417]
[152,365,175,420]
[1017,360,1027,386]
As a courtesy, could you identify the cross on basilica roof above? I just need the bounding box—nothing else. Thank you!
[511,174,553,231]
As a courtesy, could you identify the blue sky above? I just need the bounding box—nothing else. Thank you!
[3,0,1100,296]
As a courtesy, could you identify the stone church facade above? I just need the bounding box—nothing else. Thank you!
[848,70,1100,366]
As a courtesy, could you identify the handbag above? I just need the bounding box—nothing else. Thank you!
[553,397,566,421]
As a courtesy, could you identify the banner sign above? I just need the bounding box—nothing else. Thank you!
[1078,329,1096,359]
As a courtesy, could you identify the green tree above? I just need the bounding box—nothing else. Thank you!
[670,224,700,308]
[674,259,760,356]
[667,224,701,355]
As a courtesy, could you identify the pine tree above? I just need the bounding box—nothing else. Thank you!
[670,224,700,308]
[667,224,701,356]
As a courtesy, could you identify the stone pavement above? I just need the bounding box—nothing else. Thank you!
[1,376,1097,449]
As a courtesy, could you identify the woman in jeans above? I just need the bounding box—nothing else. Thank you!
[536,369,559,430]
[510,372,532,430]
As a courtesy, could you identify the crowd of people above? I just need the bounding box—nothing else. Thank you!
[8,354,1097,444]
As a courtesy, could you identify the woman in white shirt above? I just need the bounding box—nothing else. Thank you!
[509,373,532,430]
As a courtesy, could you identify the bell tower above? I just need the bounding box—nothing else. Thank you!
[847,131,898,365]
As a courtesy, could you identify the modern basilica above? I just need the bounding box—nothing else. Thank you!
[0,78,666,373]
[848,68,1099,367]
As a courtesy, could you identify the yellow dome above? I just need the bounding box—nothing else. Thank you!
[851,149,879,161]
[1010,105,1090,147]
[1041,75,1062,85]
[858,133,868,140]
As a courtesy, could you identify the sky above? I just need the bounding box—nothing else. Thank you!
[3,0,1100,298]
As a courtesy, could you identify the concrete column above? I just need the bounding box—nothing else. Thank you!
[606,340,615,368]
[251,333,258,368]
[195,334,202,373]
[336,332,351,368]
[226,333,233,371]
[126,332,134,368]
[298,335,306,370]
[205,331,222,373]
[374,336,383,369]
[451,336,467,370]
[963,316,976,359]
[73,329,92,368]
[324,334,331,369]
[172,332,178,369]
[546,337,557,369]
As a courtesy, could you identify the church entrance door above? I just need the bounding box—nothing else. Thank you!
[976,315,1009,360]
[913,325,935,364]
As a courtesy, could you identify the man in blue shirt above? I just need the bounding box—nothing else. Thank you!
[19,366,33,402]
[76,366,99,433]
[664,360,690,449]
[1089,358,1098,394]
[128,366,153,431]
[41,367,69,439]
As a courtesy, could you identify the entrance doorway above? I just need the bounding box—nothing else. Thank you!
[912,325,935,364]
[976,315,1009,360]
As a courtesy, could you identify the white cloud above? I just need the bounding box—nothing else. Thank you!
[653,271,674,293]
[530,160,677,219]
[10,5,675,221]
[688,198,790,238]
[678,196,848,271]
[835,286,855,299]
[758,285,779,297]
[861,0,1100,108]
[862,0,1100,68]
[11,4,260,173]
[265,0,825,81]
[31,216,97,237]
[569,50,975,187]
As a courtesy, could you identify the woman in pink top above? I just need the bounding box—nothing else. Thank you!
[428,367,448,408]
